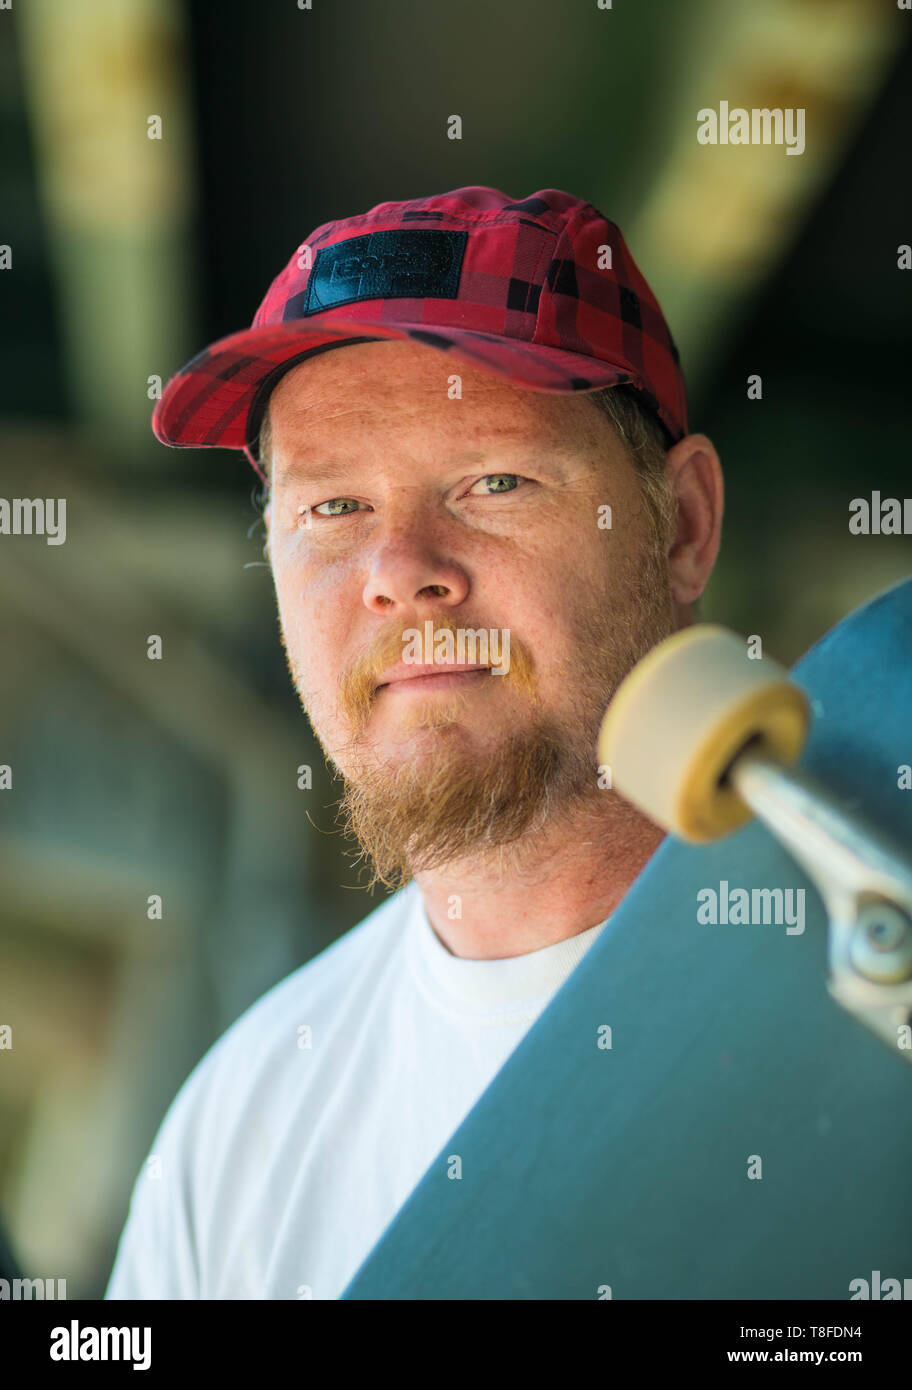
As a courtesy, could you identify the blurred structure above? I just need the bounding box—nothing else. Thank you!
[0,0,909,1295]
[630,0,898,376]
[15,0,197,452]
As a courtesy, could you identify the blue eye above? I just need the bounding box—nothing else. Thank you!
[308,475,524,517]
[472,474,521,495]
[313,498,361,516]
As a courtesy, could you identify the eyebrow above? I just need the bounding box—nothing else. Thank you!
[275,445,575,490]
[275,459,356,489]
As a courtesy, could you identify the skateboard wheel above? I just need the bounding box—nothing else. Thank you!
[597,625,810,842]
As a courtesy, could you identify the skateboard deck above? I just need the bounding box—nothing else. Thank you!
[342,576,912,1299]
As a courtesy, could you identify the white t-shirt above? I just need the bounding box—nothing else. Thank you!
[105,879,609,1300]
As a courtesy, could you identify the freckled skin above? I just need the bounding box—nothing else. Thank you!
[265,339,723,958]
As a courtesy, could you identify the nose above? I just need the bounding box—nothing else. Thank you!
[362,525,470,615]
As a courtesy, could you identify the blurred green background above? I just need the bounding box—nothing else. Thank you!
[1,0,910,1296]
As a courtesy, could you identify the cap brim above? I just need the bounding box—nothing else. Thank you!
[152,316,636,456]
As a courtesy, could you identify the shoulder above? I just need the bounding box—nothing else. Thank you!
[183,882,417,1110]
[106,884,419,1297]
[221,883,414,1048]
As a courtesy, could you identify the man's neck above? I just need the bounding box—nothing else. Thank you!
[413,799,666,959]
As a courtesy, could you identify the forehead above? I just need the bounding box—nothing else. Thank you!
[266,340,609,450]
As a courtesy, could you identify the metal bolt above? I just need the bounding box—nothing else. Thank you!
[849,903,912,983]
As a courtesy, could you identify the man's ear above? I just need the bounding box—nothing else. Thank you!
[663,432,724,608]
[263,500,272,562]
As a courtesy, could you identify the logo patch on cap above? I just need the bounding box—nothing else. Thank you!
[302,229,468,315]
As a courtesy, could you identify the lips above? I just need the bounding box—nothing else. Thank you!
[376,662,490,690]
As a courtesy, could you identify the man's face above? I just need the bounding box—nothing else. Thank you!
[265,340,675,888]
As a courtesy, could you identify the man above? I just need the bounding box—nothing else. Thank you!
[105,185,722,1299]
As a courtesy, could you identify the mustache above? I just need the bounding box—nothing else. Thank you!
[338,614,537,736]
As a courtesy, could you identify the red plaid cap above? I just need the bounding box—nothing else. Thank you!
[153,185,688,481]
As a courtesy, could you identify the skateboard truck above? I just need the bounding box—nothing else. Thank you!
[598,625,912,1066]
